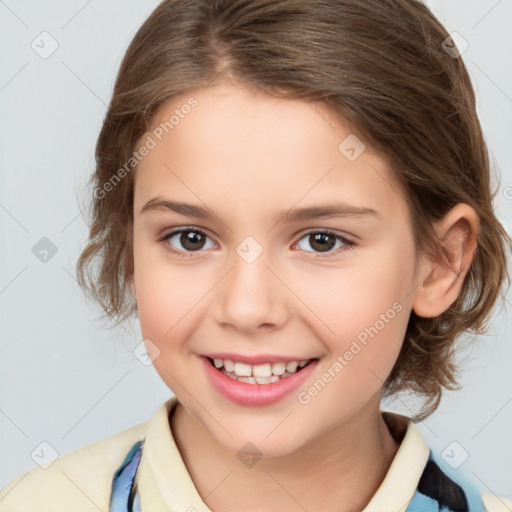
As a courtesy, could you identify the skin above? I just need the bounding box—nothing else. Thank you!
[128,80,479,512]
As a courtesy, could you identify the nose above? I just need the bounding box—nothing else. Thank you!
[214,248,289,334]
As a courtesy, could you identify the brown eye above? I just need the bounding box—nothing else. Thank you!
[161,228,215,255]
[180,230,206,251]
[295,230,354,256]
[308,232,336,252]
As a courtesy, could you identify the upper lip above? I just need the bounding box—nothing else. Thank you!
[202,353,318,365]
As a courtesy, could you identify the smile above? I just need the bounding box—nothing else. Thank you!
[209,357,314,384]
[200,355,320,406]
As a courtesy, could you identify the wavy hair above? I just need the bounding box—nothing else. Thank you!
[76,0,511,421]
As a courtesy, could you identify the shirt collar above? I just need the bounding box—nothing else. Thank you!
[136,396,430,511]
[362,411,430,511]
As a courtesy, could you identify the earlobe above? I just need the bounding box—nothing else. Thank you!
[412,203,479,318]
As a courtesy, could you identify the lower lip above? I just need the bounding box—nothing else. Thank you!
[200,356,319,406]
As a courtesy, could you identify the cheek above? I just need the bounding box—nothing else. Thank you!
[293,256,409,338]
[133,262,201,388]
[136,276,197,341]
[132,247,191,340]
[293,248,411,383]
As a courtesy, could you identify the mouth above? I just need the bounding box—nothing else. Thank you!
[205,356,319,385]
[201,354,320,406]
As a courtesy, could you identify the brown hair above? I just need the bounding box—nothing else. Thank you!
[76,0,510,421]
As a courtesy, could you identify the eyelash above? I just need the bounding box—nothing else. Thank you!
[158,227,356,259]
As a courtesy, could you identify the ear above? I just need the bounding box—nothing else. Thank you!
[411,203,480,318]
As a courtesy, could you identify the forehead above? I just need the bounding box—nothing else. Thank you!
[133,82,408,224]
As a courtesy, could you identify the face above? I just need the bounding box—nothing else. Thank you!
[129,81,421,458]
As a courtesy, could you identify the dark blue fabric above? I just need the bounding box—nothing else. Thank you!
[406,451,486,512]
[109,440,144,512]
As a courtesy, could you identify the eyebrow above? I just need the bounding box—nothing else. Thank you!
[140,197,381,224]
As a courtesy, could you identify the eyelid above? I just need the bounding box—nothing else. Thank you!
[292,228,356,257]
[298,227,354,244]
[159,225,216,245]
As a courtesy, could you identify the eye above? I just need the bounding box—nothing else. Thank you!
[295,229,355,256]
[158,227,355,258]
[159,227,215,256]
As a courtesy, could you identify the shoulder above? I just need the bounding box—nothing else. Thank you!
[412,448,512,512]
[382,413,512,512]
[481,491,512,512]
[0,420,148,512]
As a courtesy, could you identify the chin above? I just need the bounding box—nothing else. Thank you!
[220,426,309,460]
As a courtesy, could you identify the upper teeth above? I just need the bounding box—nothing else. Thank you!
[213,358,310,377]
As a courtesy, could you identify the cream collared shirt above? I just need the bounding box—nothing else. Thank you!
[0,396,510,511]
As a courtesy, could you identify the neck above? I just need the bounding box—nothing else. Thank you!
[171,395,400,512]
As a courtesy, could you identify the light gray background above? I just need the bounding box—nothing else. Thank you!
[1,0,511,499]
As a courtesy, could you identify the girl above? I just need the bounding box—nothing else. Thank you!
[1,0,510,510]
